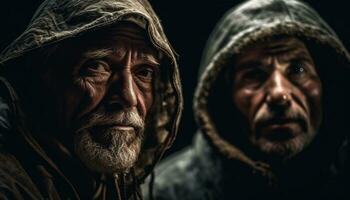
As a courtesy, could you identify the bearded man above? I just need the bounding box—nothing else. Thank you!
[147,0,350,199]
[0,0,182,199]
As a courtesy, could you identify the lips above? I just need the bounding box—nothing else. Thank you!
[257,118,305,141]
[94,123,135,131]
[89,124,135,145]
[110,125,135,131]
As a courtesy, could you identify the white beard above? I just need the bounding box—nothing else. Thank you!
[74,109,144,174]
[75,128,142,174]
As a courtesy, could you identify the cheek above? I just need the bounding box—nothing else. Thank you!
[64,77,108,121]
[302,80,322,125]
[62,90,81,121]
[135,85,153,119]
[233,88,257,120]
[233,86,267,128]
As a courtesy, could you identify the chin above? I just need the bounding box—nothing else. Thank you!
[74,128,143,174]
[253,132,316,160]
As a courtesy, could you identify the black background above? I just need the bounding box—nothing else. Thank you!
[1,0,349,158]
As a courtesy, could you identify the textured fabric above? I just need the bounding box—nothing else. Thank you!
[147,0,350,199]
[0,0,183,199]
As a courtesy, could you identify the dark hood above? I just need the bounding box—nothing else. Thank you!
[0,0,182,194]
[194,0,350,174]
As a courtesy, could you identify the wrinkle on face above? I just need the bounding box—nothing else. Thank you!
[231,37,322,159]
[44,23,160,173]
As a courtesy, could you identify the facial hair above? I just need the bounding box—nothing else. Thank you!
[74,107,145,174]
[251,104,316,159]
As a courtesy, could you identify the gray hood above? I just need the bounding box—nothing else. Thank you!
[0,0,182,194]
[194,0,350,174]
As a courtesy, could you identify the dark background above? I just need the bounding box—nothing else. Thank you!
[1,0,349,158]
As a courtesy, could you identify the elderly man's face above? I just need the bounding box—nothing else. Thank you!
[231,37,322,159]
[45,24,159,173]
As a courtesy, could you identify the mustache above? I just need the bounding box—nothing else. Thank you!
[74,107,144,134]
[254,108,308,133]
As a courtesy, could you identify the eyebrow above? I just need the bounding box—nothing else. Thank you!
[83,48,160,67]
[235,47,314,70]
[83,49,114,60]
[140,54,160,67]
[234,60,266,72]
[279,50,314,64]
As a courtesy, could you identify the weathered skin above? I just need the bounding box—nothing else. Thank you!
[146,0,350,199]
[232,37,322,159]
[0,0,183,199]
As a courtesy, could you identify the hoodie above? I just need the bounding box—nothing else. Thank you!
[0,0,183,199]
[147,0,350,199]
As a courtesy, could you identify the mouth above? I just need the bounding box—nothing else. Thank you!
[93,123,135,131]
[111,125,135,131]
[88,124,136,145]
[256,118,306,141]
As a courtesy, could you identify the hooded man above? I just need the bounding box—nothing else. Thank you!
[0,0,182,199]
[147,0,350,199]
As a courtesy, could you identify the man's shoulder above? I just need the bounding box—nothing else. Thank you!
[157,147,197,182]
[0,151,42,200]
[143,146,205,200]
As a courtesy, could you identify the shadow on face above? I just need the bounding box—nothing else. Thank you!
[41,22,160,174]
[218,36,323,160]
[231,37,322,159]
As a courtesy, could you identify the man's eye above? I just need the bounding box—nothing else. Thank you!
[135,67,155,81]
[288,62,307,77]
[242,68,266,81]
[81,60,110,74]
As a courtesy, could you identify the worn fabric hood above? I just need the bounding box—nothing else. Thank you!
[144,1,350,199]
[194,0,350,174]
[0,0,182,199]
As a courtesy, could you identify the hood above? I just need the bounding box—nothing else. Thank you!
[193,0,350,174]
[0,0,182,190]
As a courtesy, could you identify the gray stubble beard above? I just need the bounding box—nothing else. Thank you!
[251,105,317,159]
[74,110,145,174]
[252,127,317,160]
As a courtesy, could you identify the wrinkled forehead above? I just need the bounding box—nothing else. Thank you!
[99,22,149,42]
[234,36,313,66]
[77,22,159,56]
[240,36,309,57]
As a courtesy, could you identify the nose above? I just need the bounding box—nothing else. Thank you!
[266,71,292,111]
[107,70,138,109]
